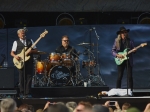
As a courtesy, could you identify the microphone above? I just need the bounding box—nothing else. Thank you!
[89,27,96,31]
[92,27,95,30]
[23,27,28,32]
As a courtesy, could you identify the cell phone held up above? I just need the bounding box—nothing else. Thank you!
[109,101,116,106]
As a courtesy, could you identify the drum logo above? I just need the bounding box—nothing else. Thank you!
[51,70,69,79]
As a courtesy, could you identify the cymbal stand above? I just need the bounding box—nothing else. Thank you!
[32,56,40,87]
[83,46,95,77]
[71,52,84,86]
[92,27,105,86]
[40,59,51,87]
[75,59,84,86]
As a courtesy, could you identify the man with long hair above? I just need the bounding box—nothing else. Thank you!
[112,26,136,90]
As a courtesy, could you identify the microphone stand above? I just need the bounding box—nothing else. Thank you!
[23,35,28,97]
[92,27,105,86]
[71,50,84,86]
[125,38,129,96]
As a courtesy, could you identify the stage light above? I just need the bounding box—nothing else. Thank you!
[15,19,27,27]
[139,17,150,24]
[0,14,5,29]
[117,19,130,24]
[137,12,150,24]
[56,13,75,25]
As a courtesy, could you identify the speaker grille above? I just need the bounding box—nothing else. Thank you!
[0,67,14,88]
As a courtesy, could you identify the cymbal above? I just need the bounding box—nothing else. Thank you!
[35,51,47,55]
[78,42,98,46]
[89,43,99,46]
[77,42,90,45]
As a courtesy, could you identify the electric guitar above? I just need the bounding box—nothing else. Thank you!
[13,30,48,69]
[115,43,147,65]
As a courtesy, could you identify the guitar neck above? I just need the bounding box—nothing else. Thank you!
[128,45,141,54]
[25,37,42,55]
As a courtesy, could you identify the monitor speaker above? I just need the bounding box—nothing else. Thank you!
[0,67,15,88]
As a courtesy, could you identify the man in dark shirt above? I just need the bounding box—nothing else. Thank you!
[55,35,78,85]
[55,35,78,59]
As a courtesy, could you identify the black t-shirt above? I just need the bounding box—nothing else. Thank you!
[55,45,78,58]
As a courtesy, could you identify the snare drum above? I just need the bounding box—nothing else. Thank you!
[49,65,71,86]
[49,52,61,65]
[36,60,52,74]
[61,53,73,68]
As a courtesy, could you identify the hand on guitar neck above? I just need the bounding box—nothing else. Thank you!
[132,48,137,52]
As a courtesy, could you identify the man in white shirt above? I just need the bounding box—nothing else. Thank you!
[10,29,38,98]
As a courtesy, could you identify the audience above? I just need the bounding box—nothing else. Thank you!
[0,98,17,112]
[92,104,109,112]
[1,98,149,112]
[74,101,92,112]
[47,103,69,112]
[66,101,77,110]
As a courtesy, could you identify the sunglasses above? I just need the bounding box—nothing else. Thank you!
[62,40,69,42]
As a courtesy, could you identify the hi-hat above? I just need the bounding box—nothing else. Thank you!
[78,42,98,46]
[77,42,90,45]
[35,51,47,55]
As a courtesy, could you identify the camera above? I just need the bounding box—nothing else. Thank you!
[109,101,116,106]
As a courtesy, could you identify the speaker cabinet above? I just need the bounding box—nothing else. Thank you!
[0,67,14,88]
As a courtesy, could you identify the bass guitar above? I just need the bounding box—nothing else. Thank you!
[13,30,48,69]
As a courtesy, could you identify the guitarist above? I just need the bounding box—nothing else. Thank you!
[112,26,136,91]
[10,29,38,97]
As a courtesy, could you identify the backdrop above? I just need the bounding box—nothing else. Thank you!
[0,25,150,89]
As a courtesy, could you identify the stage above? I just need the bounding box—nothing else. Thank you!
[1,86,150,111]
[31,86,109,97]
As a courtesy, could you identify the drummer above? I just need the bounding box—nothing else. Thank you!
[55,35,78,75]
[55,35,78,60]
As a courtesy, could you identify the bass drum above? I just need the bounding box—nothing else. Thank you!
[49,65,71,86]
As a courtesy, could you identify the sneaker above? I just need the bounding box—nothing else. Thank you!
[19,93,24,98]
[25,94,32,98]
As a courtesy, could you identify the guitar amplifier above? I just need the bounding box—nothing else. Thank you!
[0,67,15,88]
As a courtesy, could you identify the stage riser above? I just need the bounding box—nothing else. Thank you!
[31,86,109,97]
[0,67,15,88]
[133,89,150,96]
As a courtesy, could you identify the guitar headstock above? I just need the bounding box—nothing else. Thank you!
[140,43,147,47]
[40,30,48,38]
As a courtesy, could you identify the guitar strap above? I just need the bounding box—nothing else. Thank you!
[117,38,131,51]
[25,39,32,50]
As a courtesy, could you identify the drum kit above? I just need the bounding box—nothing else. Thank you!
[32,42,105,87]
